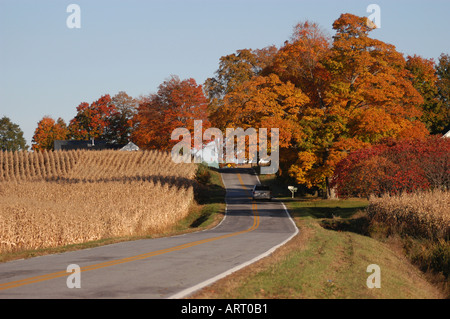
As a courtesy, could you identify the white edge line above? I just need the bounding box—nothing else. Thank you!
[167,170,299,299]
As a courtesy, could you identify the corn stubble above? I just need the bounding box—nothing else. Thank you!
[0,150,196,253]
[367,190,450,240]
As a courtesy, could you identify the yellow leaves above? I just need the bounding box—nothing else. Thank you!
[288,151,319,188]
[222,73,309,148]
[395,120,429,141]
[288,165,310,188]
[351,108,397,142]
[349,106,429,144]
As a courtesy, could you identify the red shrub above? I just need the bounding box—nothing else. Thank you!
[332,136,450,197]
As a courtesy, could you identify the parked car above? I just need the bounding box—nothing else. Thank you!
[252,184,272,200]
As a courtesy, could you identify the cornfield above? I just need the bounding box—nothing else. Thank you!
[0,150,197,253]
[367,190,450,240]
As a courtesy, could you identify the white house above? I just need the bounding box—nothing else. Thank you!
[192,137,250,168]
[192,137,268,168]
[443,130,450,138]
[192,140,221,168]
[120,141,140,151]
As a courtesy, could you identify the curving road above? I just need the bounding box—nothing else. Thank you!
[0,168,298,299]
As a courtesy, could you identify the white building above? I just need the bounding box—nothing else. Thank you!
[192,140,221,168]
[192,137,266,168]
[120,141,140,151]
[192,137,249,168]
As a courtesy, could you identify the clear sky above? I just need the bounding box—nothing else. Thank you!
[1,0,449,146]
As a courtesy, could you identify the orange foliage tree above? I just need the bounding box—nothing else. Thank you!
[32,116,68,151]
[206,14,431,197]
[205,47,277,131]
[68,94,117,141]
[280,14,428,196]
[220,73,309,149]
[132,75,210,150]
[269,21,331,110]
[267,21,337,187]
[324,14,427,141]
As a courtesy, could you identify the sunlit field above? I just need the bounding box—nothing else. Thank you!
[0,150,196,253]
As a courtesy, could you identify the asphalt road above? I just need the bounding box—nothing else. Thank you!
[0,168,298,299]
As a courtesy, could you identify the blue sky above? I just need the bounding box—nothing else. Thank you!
[1,0,449,146]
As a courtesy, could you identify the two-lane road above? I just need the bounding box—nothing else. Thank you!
[0,168,297,298]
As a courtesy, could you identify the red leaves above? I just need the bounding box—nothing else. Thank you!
[68,95,117,141]
[332,136,450,197]
[131,76,210,150]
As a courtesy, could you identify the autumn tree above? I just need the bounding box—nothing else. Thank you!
[104,91,138,144]
[132,76,210,150]
[267,21,337,187]
[325,14,428,141]
[269,21,331,109]
[32,116,68,151]
[275,14,429,197]
[68,94,117,141]
[205,47,277,130]
[0,116,28,151]
[202,13,439,196]
[224,73,310,157]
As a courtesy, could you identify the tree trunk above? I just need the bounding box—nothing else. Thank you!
[325,176,338,199]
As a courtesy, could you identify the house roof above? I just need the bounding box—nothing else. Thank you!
[120,141,140,151]
[54,140,126,151]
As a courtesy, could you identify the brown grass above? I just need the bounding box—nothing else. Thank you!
[0,150,197,253]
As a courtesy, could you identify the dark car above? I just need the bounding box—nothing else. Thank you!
[252,184,272,200]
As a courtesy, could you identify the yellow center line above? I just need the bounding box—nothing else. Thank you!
[0,173,259,292]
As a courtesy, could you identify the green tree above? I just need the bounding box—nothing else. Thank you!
[436,53,450,133]
[406,55,446,134]
[0,116,29,151]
